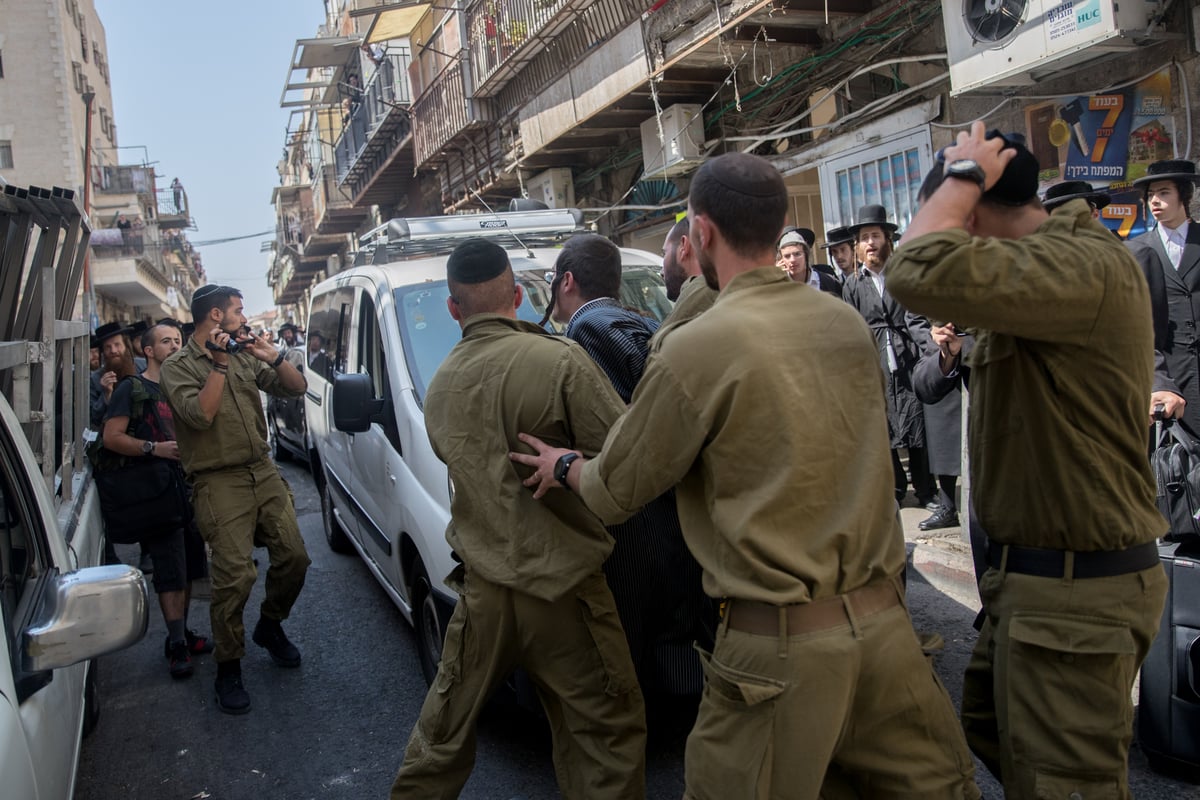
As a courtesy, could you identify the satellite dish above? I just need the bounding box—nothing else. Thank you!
[963,0,1028,44]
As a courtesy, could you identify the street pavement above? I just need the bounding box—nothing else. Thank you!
[73,461,1199,798]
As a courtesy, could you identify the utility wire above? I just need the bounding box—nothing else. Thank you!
[190,229,275,247]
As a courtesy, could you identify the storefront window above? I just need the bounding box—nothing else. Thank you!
[819,128,934,233]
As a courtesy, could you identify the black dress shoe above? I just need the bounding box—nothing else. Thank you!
[252,617,301,668]
[918,506,959,531]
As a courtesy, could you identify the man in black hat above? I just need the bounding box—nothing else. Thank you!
[389,239,646,799]
[841,204,937,513]
[1042,179,1111,217]
[1126,158,1200,434]
[821,225,857,284]
[90,321,147,428]
[888,122,1167,799]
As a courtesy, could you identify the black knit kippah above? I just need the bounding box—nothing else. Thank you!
[447,238,509,284]
[701,152,785,197]
[982,130,1040,206]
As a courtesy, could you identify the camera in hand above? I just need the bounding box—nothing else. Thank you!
[205,327,253,355]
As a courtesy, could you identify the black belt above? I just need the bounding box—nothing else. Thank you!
[986,540,1160,579]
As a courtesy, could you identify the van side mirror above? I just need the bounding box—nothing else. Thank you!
[333,372,385,433]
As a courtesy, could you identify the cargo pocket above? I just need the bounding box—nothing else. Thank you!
[685,647,786,800]
[1004,613,1135,787]
[191,481,218,541]
[578,584,639,696]
[423,603,470,745]
[1032,770,1120,800]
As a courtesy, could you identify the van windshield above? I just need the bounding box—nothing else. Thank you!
[394,265,672,403]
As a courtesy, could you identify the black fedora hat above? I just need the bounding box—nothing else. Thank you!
[1042,180,1111,211]
[821,226,854,248]
[1133,159,1200,188]
[93,321,131,343]
[847,205,898,237]
[278,322,300,335]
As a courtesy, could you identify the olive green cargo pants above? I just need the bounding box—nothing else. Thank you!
[961,561,1166,799]
[391,569,647,800]
[683,585,980,799]
[191,458,311,663]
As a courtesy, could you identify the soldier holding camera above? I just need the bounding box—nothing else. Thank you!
[160,284,311,715]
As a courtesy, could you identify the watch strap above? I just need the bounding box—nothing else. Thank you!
[554,452,580,487]
[271,351,286,368]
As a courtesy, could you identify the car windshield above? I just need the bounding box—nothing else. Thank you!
[394,264,671,403]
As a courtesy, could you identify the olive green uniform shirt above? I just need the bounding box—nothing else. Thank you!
[887,200,1166,551]
[650,275,718,350]
[580,266,906,604]
[425,314,627,602]
[160,336,303,476]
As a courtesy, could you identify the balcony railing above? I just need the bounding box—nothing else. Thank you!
[466,0,571,94]
[413,60,491,167]
[97,165,154,195]
[333,51,413,183]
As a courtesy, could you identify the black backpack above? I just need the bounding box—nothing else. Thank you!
[1152,419,1200,542]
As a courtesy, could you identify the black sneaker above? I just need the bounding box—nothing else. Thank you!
[164,629,214,658]
[252,617,301,668]
[167,641,193,680]
[214,671,251,714]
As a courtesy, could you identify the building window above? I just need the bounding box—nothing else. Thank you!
[0,51,5,79]
[0,141,14,170]
[80,31,88,62]
[817,127,934,231]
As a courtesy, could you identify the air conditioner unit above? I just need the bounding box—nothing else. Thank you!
[526,168,575,209]
[943,0,1160,96]
[641,104,705,178]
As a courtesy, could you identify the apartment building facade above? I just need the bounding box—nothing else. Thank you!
[269,0,1200,318]
[0,0,202,325]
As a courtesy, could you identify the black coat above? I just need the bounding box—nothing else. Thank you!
[813,263,843,296]
[912,335,975,476]
[842,268,931,449]
[1127,223,1200,435]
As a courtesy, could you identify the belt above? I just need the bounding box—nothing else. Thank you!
[986,540,1160,579]
[724,581,901,637]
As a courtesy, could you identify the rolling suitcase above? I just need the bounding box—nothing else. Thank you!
[1138,540,1200,775]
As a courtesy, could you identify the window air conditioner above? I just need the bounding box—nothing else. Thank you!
[943,0,1161,96]
[526,168,575,209]
[640,104,705,178]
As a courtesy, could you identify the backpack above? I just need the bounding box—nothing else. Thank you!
[1151,418,1200,542]
[87,376,154,473]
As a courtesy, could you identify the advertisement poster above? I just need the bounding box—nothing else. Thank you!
[1025,70,1174,239]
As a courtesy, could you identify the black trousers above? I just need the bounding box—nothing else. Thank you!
[892,447,935,504]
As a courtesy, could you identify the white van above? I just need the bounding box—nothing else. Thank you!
[305,208,672,683]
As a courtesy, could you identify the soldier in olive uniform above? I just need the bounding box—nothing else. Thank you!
[513,153,979,800]
[653,216,717,349]
[160,284,311,715]
[888,124,1168,799]
[390,240,646,800]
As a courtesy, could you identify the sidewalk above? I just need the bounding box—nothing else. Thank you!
[899,503,981,611]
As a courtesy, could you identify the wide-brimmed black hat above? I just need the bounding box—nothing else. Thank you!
[1133,159,1200,188]
[1042,180,1111,211]
[278,322,300,335]
[93,321,131,343]
[847,205,898,237]
[821,226,854,248]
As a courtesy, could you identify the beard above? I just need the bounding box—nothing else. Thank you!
[863,242,893,271]
[698,247,720,291]
[104,349,137,379]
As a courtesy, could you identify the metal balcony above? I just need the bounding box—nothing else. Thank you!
[333,51,415,204]
[310,166,364,241]
[412,60,493,168]
[465,0,594,97]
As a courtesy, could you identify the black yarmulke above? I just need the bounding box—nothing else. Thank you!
[700,152,786,198]
[982,130,1040,206]
[447,239,509,284]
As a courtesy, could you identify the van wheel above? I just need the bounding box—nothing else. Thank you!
[319,473,353,554]
[412,561,448,686]
[82,659,100,738]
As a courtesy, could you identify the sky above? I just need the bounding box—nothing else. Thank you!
[94,0,328,316]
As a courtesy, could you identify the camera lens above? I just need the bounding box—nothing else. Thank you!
[226,341,242,355]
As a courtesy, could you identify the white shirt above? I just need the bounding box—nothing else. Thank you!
[1158,219,1189,270]
[867,268,899,373]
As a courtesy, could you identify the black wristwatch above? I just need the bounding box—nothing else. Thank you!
[271,351,286,368]
[944,159,986,189]
[554,452,580,488]
[142,440,155,456]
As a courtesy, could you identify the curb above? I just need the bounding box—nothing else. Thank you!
[898,506,980,610]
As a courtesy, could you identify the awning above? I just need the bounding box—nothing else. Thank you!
[280,36,362,109]
[365,5,431,42]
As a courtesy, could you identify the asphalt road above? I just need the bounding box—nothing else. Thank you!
[75,460,1200,799]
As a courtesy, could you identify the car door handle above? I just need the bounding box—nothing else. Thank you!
[388,471,396,486]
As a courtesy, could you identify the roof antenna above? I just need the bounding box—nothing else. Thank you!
[468,186,535,259]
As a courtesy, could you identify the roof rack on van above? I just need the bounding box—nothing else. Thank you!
[355,208,585,264]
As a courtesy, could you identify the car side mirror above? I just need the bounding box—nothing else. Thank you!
[333,372,385,433]
[23,564,148,672]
